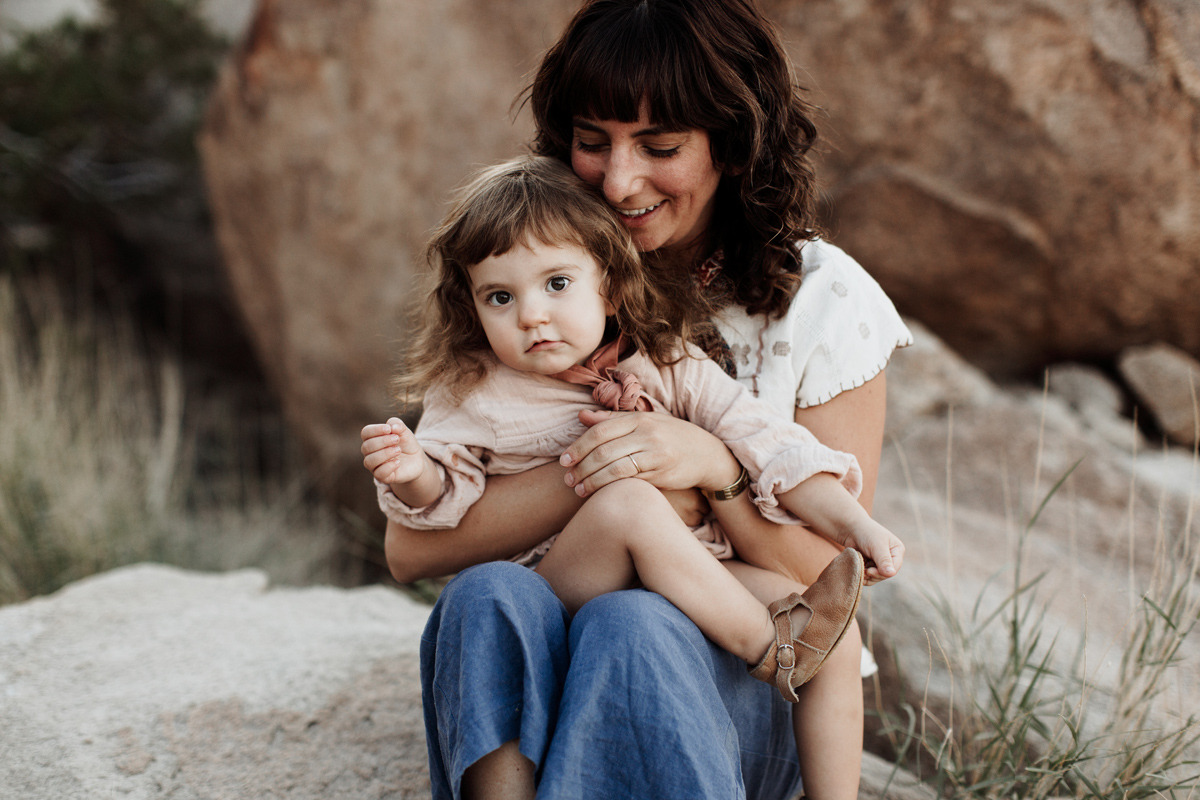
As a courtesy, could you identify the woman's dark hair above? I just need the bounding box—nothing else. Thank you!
[527,0,823,318]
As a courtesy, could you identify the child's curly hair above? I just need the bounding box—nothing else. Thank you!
[394,155,711,405]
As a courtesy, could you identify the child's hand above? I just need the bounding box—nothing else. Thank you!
[360,417,428,487]
[841,516,904,585]
[780,473,905,584]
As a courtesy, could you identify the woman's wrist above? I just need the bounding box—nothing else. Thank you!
[697,438,744,493]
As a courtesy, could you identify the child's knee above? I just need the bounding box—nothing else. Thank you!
[583,478,669,523]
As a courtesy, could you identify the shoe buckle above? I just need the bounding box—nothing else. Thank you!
[777,643,796,670]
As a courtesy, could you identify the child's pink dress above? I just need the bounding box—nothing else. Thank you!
[377,343,861,565]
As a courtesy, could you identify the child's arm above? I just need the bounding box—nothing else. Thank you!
[777,472,903,584]
[704,471,901,585]
[667,348,901,582]
[360,417,442,508]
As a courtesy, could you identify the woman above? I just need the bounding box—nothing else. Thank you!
[384,1,911,797]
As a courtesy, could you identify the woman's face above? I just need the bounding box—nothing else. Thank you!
[570,108,722,257]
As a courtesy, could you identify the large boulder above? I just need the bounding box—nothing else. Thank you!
[198,0,578,509]
[199,0,1200,514]
[771,0,1200,375]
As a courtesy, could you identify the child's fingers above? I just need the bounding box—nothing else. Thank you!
[362,445,402,473]
[361,423,394,441]
[862,536,904,583]
[360,430,399,456]
[888,538,905,574]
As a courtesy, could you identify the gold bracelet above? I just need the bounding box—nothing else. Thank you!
[703,466,750,501]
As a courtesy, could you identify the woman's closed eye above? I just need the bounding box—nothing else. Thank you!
[573,140,681,160]
[485,290,513,307]
[644,145,680,159]
[546,275,571,293]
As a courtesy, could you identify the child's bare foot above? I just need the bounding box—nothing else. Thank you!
[748,549,864,701]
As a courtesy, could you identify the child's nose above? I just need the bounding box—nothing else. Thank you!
[517,299,550,329]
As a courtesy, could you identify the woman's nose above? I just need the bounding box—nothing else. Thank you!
[602,145,644,203]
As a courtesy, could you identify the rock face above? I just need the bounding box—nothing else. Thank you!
[1118,342,1200,446]
[770,0,1200,375]
[199,0,1200,513]
[198,0,578,507]
[0,565,432,799]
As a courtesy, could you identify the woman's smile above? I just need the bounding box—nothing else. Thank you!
[614,200,666,218]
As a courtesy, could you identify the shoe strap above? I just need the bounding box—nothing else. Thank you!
[766,592,808,699]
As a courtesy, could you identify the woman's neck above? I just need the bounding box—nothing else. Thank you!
[658,228,717,268]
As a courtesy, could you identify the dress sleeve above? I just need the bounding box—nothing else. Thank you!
[671,350,862,525]
[374,441,489,530]
[373,387,495,530]
[790,241,913,409]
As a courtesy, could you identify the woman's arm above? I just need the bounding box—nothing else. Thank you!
[792,371,887,515]
[384,461,583,583]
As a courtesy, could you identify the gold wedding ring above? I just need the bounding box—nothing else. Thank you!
[627,454,641,473]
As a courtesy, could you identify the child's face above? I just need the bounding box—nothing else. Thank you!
[469,237,616,375]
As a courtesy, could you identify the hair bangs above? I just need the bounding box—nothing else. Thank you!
[567,6,720,127]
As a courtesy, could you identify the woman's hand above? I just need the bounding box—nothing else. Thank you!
[559,409,742,497]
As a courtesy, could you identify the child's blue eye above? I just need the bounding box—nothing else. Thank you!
[547,276,571,292]
[486,291,513,307]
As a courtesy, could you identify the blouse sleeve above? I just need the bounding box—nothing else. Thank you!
[789,241,913,409]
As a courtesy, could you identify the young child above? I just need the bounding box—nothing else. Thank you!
[362,156,903,713]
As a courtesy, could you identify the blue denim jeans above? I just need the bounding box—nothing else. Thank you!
[421,562,802,800]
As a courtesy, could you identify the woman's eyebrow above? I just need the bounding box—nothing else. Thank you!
[572,118,673,137]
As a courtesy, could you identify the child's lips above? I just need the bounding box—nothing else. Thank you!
[527,340,564,353]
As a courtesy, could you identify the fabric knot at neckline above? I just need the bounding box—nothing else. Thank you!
[591,369,647,411]
[550,335,653,413]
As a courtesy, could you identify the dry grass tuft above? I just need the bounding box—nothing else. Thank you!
[876,457,1200,798]
[0,275,336,605]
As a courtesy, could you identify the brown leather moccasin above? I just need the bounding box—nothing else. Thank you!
[748,548,865,702]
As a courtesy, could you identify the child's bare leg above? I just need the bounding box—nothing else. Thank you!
[534,479,776,663]
[725,560,862,800]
